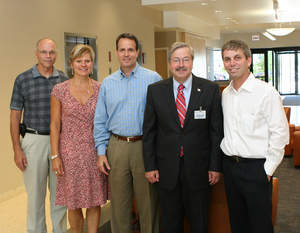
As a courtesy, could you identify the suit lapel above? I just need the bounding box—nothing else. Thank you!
[184,76,204,127]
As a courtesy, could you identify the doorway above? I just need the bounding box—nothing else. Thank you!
[251,47,300,95]
[155,48,169,79]
[64,33,98,80]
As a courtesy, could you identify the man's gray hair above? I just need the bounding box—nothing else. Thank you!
[168,42,194,61]
[221,40,251,59]
[36,37,56,50]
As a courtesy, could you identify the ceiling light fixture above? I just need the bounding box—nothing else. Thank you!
[266,27,295,36]
[201,2,208,6]
[262,32,276,41]
[215,10,223,13]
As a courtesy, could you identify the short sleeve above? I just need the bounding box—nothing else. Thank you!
[10,76,24,110]
[154,71,162,82]
[92,80,101,96]
[51,82,64,102]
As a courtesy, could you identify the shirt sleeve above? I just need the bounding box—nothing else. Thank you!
[154,72,163,82]
[94,83,110,156]
[51,84,63,102]
[10,76,24,111]
[264,88,289,176]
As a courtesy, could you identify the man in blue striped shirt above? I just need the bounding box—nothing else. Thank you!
[94,33,161,233]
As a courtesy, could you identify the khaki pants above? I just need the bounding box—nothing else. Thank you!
[22,133,67,233]
[107,135,159,233]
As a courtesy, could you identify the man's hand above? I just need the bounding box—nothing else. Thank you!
[145,170,159,184]
[14,149,27,171]
[97,155,110,175]
[52,157,64,176]
[208,171,221,185]
[10,110,26,171]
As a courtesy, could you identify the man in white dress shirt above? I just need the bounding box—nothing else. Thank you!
[220,40,289,233]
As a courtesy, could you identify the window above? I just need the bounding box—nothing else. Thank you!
[252,47,300,95]
[207,49,229,81]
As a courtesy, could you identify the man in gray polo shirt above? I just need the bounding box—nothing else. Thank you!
[10,38,67,233]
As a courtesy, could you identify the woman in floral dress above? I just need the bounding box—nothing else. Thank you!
[50,44,107,233]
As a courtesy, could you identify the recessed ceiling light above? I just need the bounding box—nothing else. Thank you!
[266,27,295,36]
[215,10,223,13]
[201,2,208,6]
[225,17,233,20]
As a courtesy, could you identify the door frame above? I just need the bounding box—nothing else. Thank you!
[155,47,169,78]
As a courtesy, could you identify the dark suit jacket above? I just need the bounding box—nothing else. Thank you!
[143,75,223,190]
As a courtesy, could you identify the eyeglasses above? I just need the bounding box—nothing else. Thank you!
[39,50,56,56]
[171,57,191,64]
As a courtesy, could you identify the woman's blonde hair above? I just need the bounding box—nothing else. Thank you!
[69,44,95,64]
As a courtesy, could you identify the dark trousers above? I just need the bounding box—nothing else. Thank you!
[159,158,209,233]
[223,156,274,233]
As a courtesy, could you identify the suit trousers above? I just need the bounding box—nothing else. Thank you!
[159,157,209,233]
[223,156,274,233]
[107,135,160,233]
[21,133,67,233]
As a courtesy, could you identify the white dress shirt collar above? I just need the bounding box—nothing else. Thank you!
[228,73,255,93]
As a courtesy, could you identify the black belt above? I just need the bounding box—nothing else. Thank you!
[111,132,142,142]
[25,128,50,135]
[224,155,265,163]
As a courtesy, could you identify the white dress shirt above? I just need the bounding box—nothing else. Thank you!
[220,73,289,176]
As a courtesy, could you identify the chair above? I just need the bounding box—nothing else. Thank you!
[132,177,279,233]
[284,107,295,156]
[132,197,140,233]
[183,177,231,233]
[184,176,279,233]
[272,177,279,226]
[207,177,231,233]
[219,85,227,93]
[293,127,300,166]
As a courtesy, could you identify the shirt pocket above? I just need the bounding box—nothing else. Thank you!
[239,113,255,135]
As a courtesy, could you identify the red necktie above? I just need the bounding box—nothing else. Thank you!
[176,84,186,157]
[176,84,186,127]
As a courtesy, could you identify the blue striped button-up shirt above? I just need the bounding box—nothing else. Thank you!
[94,64,162,155]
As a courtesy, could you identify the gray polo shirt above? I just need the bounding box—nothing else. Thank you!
[10,65,67,132]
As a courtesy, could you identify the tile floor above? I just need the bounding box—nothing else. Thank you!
[0,189,110,233]
[0,190,53,233]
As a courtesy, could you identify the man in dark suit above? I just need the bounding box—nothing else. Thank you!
[143,42,223,233]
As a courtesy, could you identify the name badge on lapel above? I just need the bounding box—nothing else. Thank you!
[194,107,206,119]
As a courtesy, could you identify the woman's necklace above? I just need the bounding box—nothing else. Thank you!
[87,78,91,94]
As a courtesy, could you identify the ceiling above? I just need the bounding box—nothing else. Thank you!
[142,0,300,34]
